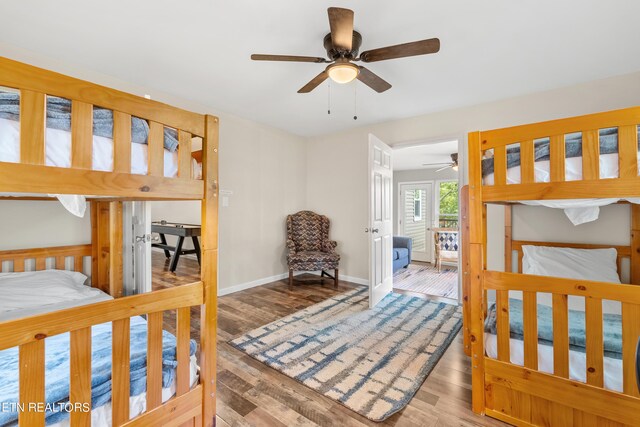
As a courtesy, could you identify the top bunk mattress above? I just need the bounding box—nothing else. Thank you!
[0,117,201,179]
[482,127,640,185]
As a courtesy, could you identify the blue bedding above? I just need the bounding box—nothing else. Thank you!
[485,298,622,359]
[0,93,180,152]
[0,315,197,426]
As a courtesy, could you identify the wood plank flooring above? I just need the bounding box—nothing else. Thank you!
[152,252,507,427]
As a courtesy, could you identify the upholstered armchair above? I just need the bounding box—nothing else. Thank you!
[286,211,340,288]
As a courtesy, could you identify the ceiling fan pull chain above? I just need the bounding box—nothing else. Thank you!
[327,80,331,115]
[353,82,358,120]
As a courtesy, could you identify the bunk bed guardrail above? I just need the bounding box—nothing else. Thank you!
[0,56,206,199]
[479,107,640,201]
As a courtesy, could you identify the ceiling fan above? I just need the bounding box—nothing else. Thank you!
[423,153,458,172]
[251,7,440,93]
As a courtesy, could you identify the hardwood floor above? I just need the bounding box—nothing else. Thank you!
[152,252,506,427]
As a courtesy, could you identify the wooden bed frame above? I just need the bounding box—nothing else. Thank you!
[464,106,640,426]
[0,57,218,427]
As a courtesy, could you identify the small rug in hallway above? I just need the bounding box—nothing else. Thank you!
[393,263,458,298]
[229,287,462,422]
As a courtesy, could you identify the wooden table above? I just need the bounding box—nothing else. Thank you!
[151,221,201,272]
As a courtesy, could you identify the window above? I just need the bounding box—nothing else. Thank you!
[438,181,458,228]
[413,189,422,222]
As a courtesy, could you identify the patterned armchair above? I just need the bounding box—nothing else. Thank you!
[433,229,459,272]
[286,211,340,288]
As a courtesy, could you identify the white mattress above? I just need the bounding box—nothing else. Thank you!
[0,117,202,216]
[485,333,622,392]
[483,151,640,224]
[485,289,623,392]
[50,356,199,427]
[0,290,112,323]
[0,117,188,178]
[0,274,199,426]
[482,151,640,186]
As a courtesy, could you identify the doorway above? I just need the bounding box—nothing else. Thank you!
[391,140,461,301]
[398,182,433,263]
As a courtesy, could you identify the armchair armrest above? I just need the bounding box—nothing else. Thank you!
[322,240,338,253]
[286,238,296,257]
[393,236,412,264]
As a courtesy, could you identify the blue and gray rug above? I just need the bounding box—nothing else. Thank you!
[229,287,462,421]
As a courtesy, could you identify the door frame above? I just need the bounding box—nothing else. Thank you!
[397,180,435,263]
[390,134,466,303]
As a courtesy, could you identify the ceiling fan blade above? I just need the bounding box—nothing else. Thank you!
[251,54,328,63]
[422,162,451,166]
[328,7,354,52]
[435,165,453,172]
[297,71,329,93]
[360,38,440,63]
[357,67,391,93]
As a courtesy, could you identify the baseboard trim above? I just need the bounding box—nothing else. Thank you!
[218,271,369,296]
[151,247,198,260]
[303,271,369,287]
[218,272,290,296]
[341,275,369,286]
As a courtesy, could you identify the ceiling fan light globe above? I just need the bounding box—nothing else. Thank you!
[452,164,459,171]
[327,63,359,84]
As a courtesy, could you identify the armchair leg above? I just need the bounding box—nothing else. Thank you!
[334,269,339,288]
[288,269,293,289]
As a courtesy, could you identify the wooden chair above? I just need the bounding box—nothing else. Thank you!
[433,228,459,272]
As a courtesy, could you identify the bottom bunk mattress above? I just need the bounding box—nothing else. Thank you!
[484,297,623,392]
[0,270,198,426]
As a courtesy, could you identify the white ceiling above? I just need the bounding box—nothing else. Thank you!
[393,140,458,171]
[1,1,640,137]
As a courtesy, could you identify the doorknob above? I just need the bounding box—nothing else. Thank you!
[364,227,369,233]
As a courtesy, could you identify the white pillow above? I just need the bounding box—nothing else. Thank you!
[0,269,100,314]
[522,245,620,284]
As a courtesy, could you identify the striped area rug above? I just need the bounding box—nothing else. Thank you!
[393,263,458,298]
[229,288,462,422]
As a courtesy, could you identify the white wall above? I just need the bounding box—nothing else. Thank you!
[307,70,640,281]
[0,46,308,294]
[306,131,367,283]
[486,203,633,282]
[0,200,91,250]
[393,167,458,235]
[150,114,307,293]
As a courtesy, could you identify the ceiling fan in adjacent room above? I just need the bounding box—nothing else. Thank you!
[251,7,440,93]
[423,153,458,172]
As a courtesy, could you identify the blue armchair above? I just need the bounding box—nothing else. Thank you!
[393,236,412,273]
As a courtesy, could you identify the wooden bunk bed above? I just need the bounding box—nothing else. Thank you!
[464,106,640,426]
[0,57,218,426]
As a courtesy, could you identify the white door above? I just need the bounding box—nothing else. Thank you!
[123,201,152,295]
[398,182,433,263]
[368,134,393,308]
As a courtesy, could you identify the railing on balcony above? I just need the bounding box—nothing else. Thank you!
[438,215,459,229]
